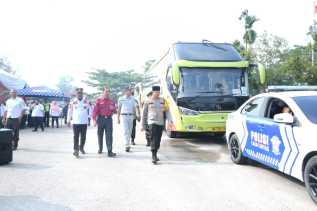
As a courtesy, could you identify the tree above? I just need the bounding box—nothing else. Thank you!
[239,9,259,52]
[56,75,74,96]
[83,69,143,101]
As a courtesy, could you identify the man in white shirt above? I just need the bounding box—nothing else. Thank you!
[67,88,89,158]
[3,89,26,150]
[117,87,140,152]
[31,100,45,132]
[0,101,6,128]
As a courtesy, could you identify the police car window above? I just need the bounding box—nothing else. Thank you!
[242,97,265,117]
[266,98,292,119]
[293,95,317,124]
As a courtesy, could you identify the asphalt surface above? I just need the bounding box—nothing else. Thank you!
[0,119,316,211]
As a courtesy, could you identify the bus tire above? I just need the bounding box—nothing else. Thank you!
[228,134,246,164]
[304,156,317,204]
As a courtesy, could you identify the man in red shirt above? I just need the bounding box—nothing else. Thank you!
[92,87,117,157]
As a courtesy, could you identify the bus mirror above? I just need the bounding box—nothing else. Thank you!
[172,66,180,86]
[258,63,266,85]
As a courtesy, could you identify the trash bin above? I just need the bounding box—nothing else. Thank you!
[0,129,13,165]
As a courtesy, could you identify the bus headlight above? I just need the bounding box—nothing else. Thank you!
[179,107,199,116]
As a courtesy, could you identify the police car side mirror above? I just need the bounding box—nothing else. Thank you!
[273,113,294,124]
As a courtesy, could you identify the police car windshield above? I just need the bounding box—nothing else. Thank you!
[293,95,317,124]
[179,67,244,97]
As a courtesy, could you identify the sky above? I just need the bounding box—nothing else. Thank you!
[0,0,314,92]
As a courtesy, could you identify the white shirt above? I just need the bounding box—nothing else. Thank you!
[32,104,44,117]
[0,104,6,117]
[5,97,25,118]
[67,98,89,125]
[118,96,137,114]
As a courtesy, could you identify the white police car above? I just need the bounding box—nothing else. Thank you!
[225,90,317,203]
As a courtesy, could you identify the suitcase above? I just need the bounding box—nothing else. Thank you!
[0,129,13,165]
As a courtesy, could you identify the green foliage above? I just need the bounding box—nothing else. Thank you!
[83,69,143,101]
[239,9,259,50]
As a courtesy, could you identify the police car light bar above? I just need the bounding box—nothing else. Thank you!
[267,86,317,92]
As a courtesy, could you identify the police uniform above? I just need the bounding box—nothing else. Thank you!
[142,86,171,164]
[118,95,138,152]
[68,97,89,157]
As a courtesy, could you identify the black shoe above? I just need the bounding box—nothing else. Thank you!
[125,147,130,152]
[131,141,136,145]
[32,129,37,132]
[146,143,150,147]
[80,149,86,154]
[98,150,102,154]
[73,151,79,158]
[108,151,116,157]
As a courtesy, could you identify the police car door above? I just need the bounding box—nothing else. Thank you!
[242,97,276,167]
[246,97,294,173]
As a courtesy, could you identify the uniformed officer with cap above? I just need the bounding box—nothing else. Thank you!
[117,87,140,152]
[141,85,172,164]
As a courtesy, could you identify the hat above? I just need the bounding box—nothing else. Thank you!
[152,86,160,91]
[76,88,83,92]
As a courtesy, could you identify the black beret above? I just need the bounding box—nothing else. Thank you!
[152,86,160,91]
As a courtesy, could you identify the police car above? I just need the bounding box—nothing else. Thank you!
[225,89,317,203]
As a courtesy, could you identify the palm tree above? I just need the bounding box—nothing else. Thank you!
[239,10,259,52]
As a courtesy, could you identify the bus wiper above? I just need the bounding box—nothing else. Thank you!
[202,39,227,51]
[196,91,223,94]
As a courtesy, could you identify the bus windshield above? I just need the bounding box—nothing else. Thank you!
[179,67,245,97]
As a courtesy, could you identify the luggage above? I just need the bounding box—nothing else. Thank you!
[0,129,13,165]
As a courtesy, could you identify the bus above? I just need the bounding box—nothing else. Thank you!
[138,41,266,138]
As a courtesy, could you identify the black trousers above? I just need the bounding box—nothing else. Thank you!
[51,117,59,128]
[6,118,20,148]
[73,124,87,151]
[131,119,136,141]
[97,116,113,152]
[44,112,50,127]
[33,117,44,131]
[149,124,164,152]
[145,125,151,145]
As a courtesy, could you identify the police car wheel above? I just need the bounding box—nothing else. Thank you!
[304,156,317,203]
[228,134,246,164]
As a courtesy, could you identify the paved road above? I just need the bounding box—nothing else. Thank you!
[0,120,316,211]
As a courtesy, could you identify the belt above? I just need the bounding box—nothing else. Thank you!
[99,115,112,118]
[121,113,134,116]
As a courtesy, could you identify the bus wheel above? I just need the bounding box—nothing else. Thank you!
[304,156,317,204]
[166,130,177,138]
[228,134,246,164]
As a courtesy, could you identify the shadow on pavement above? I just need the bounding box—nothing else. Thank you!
[0,163,52,170]
[0,195,72,211]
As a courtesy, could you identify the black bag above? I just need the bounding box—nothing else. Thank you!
[0,129,13,165]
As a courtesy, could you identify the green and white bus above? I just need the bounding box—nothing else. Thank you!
[137,41,266,138]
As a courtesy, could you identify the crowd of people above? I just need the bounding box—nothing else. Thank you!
[0,85,173,164]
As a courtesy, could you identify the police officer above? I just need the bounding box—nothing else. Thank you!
[67,88,89,158]
[117,87,140,152]
[92,87,117,157]
[141,86,172,164]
